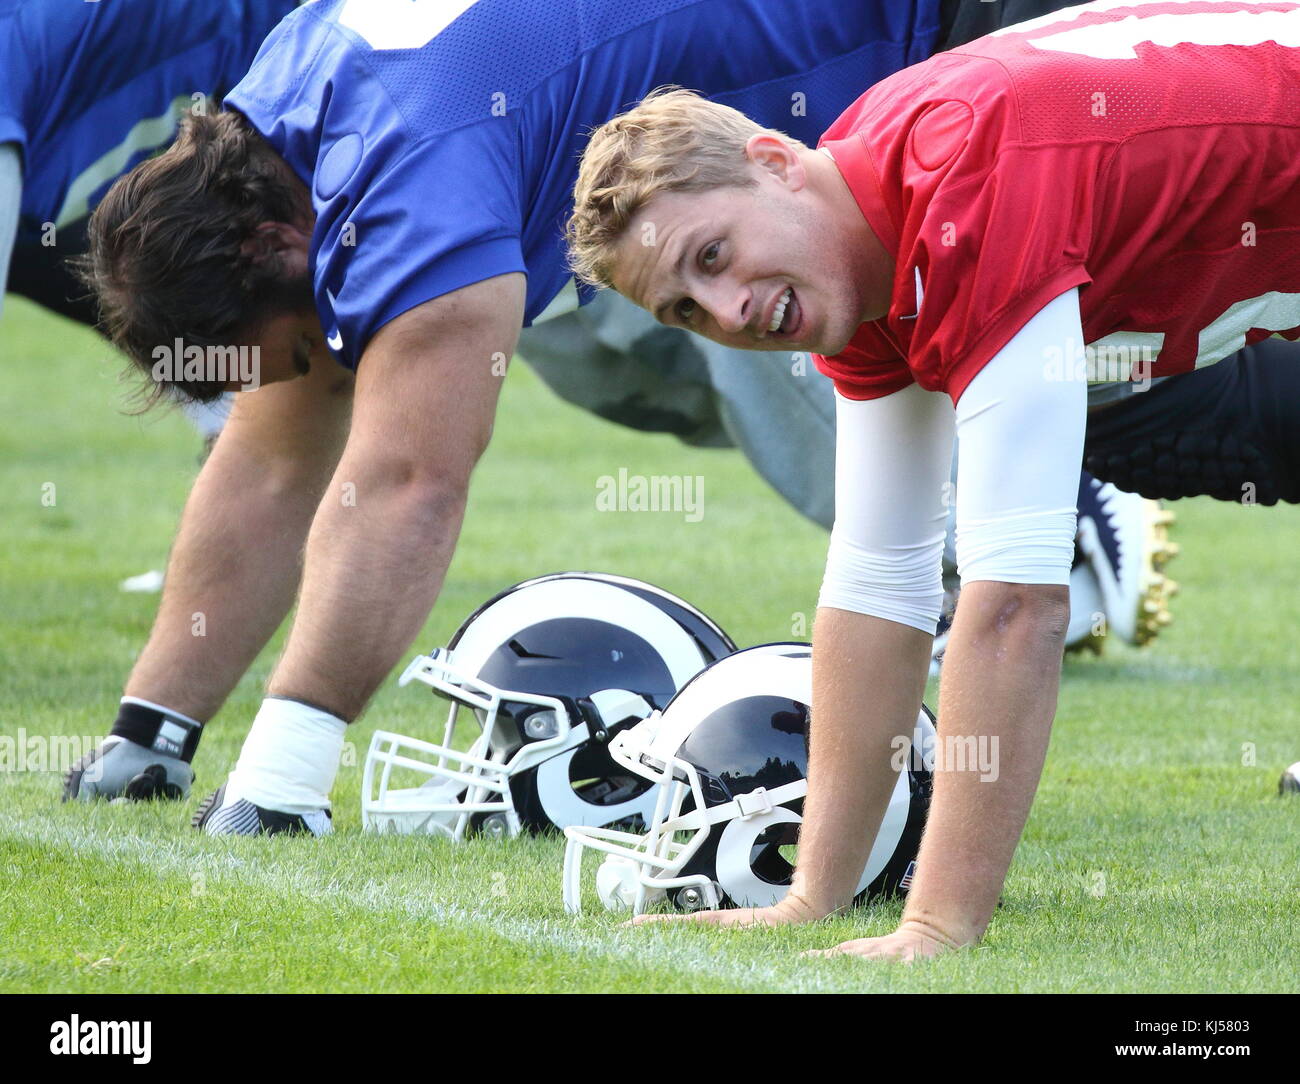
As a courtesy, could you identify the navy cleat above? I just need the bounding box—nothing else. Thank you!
[1279,763,1300,796]
[1076,474,1179,646]
[192,783,332,837]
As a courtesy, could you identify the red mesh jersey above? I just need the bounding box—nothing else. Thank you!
[813,1,1300,402]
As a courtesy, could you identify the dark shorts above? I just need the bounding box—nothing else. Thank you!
[940,0,1089,49]
[1084,341,1300,506]
[7,217,98,326]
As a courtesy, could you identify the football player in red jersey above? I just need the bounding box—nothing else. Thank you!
[568,0,1300,959]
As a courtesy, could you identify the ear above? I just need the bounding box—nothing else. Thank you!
[241,221,311,276]
[744,134,806,191]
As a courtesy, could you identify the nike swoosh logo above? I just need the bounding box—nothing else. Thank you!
[327,330,343,351]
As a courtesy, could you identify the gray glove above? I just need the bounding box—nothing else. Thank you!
[63,736,194,801]
[63,699,203,801]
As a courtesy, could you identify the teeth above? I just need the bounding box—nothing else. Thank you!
[768,288,791,333]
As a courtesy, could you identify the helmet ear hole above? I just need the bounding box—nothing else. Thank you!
[749,822,799,886]
[470,811,514,840]
[711,805,804,909]
[566,741,655,810]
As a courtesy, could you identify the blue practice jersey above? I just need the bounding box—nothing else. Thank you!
[0,0,294,244]
[226,0,942,368]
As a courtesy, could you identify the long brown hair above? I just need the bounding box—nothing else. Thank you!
[79,110,311,405]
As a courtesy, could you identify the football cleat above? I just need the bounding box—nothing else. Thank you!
[1075,476,1178,646]
[1279,763,1300,796]
[929,586,959,676]
[63,736,193,802]
[192,783,332,837]
[1063,546,1109,656]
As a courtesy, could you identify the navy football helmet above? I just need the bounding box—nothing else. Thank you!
[362,573,735,840]
[563,643,934,914]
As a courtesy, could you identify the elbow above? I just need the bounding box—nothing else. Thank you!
[392,472,470,526]
[342,451,473,532]
[351,418,488,510]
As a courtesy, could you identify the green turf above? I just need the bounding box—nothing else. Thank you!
[1,295,1297,993]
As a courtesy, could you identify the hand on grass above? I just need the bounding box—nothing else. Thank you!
[801,919,963,963]
[626,892,828,928]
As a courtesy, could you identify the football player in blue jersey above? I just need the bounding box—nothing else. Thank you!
[67,0,946,821]
[65,0,1266,831]
[0,0,298,443]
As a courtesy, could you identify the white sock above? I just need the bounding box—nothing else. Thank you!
[226,698,346,814]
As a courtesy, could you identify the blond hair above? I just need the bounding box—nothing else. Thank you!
[566,87,805,288]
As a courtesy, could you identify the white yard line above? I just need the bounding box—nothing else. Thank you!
[1,810,851,993]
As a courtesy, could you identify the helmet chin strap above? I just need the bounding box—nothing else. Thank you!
[666,780,808,833]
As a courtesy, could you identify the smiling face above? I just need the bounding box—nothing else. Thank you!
[609,139,886,356]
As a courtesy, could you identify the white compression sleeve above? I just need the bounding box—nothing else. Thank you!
[818,382,956,634]
[954,288,1087,586]
[0,143,22,320]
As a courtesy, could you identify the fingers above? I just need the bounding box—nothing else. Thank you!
[623,908,735,927]
[623,905,808,929]
[800,940,863,959]
[122,764,182,801]
[621,912,944,966]
[801,935,941,962]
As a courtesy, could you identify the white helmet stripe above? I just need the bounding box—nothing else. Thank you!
[450,577,710,689]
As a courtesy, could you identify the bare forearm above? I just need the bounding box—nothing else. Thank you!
[124,454,326,720]
[900,581,1068,946]
[792,607,933,917]
[267,476,466,720]
[252,277,517,724]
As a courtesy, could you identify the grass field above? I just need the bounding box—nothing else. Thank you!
[1,295,1298,994]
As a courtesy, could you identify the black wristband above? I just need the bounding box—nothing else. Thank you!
[109,701,204,763]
